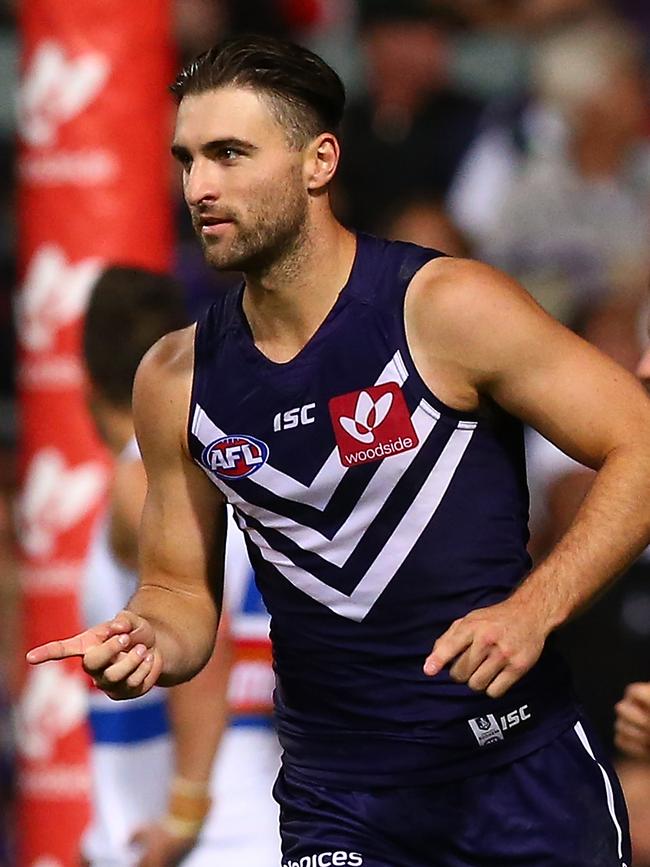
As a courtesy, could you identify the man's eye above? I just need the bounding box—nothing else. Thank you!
[221,148,240,161]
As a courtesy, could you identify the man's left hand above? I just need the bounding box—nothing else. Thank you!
[423,599,547,698]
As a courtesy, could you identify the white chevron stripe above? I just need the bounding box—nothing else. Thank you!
[246,424,475,621]
[191,350,408,509]
[221,402,439,567]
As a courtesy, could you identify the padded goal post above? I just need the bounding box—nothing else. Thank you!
[17,4,173,864]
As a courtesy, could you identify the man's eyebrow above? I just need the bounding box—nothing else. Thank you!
[202,137,258,153]
[170,138,259,159]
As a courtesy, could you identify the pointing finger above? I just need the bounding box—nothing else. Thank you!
[26,624,112,664]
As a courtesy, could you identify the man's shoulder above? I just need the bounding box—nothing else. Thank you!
[408,256,535,323]
[138,324,196,381]
[404,256,547,385]
[133,325,196,454]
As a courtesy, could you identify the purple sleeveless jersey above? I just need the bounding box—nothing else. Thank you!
[188,233,579,787]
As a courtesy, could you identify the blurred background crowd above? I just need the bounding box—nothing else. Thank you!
[2,0,650,863]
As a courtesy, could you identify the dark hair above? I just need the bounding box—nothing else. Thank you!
[83,266,188,407]
[170,34,346,147]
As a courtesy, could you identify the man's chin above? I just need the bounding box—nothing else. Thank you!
[203,246,245,272]
[199,237,235,270]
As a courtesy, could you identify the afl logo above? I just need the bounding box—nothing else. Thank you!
[202,435,269,480]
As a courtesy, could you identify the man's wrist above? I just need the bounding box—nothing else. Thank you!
[508,571,571,634]
[163,776,212,839]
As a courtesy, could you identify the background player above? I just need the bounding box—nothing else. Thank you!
[28,36,650,866]
[81,266,279,867]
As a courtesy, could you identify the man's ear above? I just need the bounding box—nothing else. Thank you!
[304,132,340,192]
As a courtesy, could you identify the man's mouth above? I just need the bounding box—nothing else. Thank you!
[199,216,231,226]
[198,216,234,236]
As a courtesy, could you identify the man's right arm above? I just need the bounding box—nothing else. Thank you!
[127,325,225,687]
[27,326,226,697]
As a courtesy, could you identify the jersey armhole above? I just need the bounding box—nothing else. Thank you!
[394,252,481,423]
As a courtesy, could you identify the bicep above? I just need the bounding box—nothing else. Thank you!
[415,258,650,469]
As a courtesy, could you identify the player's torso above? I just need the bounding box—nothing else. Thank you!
[189,233,577,785]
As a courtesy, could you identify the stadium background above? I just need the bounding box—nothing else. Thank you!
[1,0,650,864]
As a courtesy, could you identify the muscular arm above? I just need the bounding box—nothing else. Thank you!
[26,326,226,698]
[109,436,232,779]
[128,325,225,686]
[406,259,650,696]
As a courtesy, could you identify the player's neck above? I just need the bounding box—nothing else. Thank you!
[241,217,356,364]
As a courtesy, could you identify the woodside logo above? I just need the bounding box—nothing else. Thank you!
[329,383,419,468]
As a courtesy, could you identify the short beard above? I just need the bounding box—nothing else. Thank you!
[197,177,309,276]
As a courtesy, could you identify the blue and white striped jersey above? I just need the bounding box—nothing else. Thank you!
[188,233,578,786]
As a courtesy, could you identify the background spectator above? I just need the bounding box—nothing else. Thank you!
[336,1,484,232]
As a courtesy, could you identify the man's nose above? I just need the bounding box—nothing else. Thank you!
[184,160,220,207]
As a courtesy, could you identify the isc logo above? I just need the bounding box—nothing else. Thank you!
[499,704,531,731]
[273,403,316,431]
[202,435,269,480]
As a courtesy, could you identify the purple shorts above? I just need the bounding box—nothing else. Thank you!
[274,719,630,867]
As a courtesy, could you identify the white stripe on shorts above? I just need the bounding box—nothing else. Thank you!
[573,721,626,865]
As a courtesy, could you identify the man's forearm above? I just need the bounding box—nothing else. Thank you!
[127,583,219,686]
[514,443,650,632]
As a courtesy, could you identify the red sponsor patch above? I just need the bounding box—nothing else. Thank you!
[329,383,418,468]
